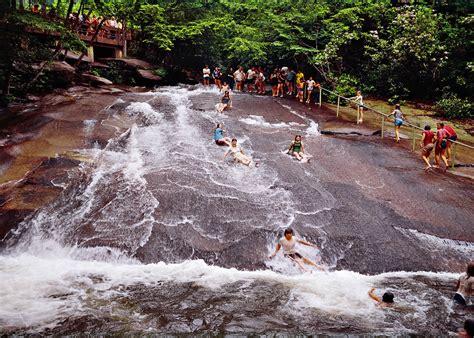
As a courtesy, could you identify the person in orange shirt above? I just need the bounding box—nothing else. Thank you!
[296,77,305,103]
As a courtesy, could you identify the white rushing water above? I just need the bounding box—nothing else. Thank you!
[0,85,466,334]
[0,241,459,332]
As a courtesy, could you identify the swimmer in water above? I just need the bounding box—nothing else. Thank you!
[223,138,256,166]
[368,287,395,307]
[453,261,473,306]
[287,135,311,162]
[460,319,474,338]
[269,228,323,272]
[213,123,231,146]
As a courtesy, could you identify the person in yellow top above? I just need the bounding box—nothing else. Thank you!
[295,70,304,97]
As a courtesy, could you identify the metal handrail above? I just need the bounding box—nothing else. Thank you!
[318,86,474,152]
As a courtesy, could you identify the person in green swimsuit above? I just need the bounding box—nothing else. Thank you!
[287,135,311,162]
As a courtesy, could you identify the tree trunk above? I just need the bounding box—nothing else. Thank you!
[65,0,74,24]
[74,18,106,67]
[40,0,46,15]
[2,66,13,96]
[22,43,62,94]
[77,0,83,16]
[19,0,24,10]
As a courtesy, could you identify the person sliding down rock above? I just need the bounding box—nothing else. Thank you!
[269,228,324,272]
[287,135,312,163]
[223,138,258,167]
[213,123,231,146]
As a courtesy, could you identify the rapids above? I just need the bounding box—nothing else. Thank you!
[0,85,473,334]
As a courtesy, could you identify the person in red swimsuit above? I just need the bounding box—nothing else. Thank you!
[420,125,435,170]
[442,123,458,162]
[434,123,449,169]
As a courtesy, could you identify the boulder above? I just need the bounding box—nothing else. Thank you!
[81,73,113,86]
[137,69,162,82]
[99,58,153,69]
[46,61,76,84]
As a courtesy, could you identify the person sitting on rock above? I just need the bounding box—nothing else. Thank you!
[223,138,256,167]
[213,123,231,146]
[217,91,231,113]
[287,135,311,163]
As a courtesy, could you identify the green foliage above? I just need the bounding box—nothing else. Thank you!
[152,67,167,78]
[0,9,85,98]
[326,74,360,104]
[435,94,473,119]
[2,0,473,107]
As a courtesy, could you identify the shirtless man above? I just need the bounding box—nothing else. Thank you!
[269,228,323,271]
[453,261,473,306]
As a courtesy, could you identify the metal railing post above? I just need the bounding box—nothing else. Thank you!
[381,115,384,138]
[451,143,457,169]
[319,86,322,108]
[318,86,474,160]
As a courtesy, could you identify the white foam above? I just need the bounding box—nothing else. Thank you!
[125,102,162,124]
[395,227,474,257]
[305,121,320,136]
[0,245,460,332]
[239,115,290,129]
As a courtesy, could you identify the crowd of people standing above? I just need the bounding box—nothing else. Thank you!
[202,65,321,104]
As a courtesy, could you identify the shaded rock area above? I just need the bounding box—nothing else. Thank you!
[100,58,154,70]
[0,85,136,243]
[137,69,162,82]
[98,58,162,86]
[81,73,113,86]
[45,61,76,84]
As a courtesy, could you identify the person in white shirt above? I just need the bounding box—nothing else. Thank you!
[223,138,255,166]
[350,90,364,123]
[203,65,211,87]
[246,67,256,93]
[306,76,316,104]
[233,66,245,92]
[269,228,323,271]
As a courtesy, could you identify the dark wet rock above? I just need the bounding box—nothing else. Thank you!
[26,95,41,102]
[61,49,92,63]
[137,69,162,82]
[81,73,113,86]
[0,209,30,241]
[46,61,76,84]
[99,58,154,70]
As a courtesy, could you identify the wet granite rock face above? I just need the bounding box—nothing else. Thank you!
[46,61,76,86]
[80,73,113,86]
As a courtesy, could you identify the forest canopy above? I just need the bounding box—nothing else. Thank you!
[1,0,473,115]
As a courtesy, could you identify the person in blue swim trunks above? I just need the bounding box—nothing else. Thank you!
[387,104,405,143]
[213,123,231,146]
